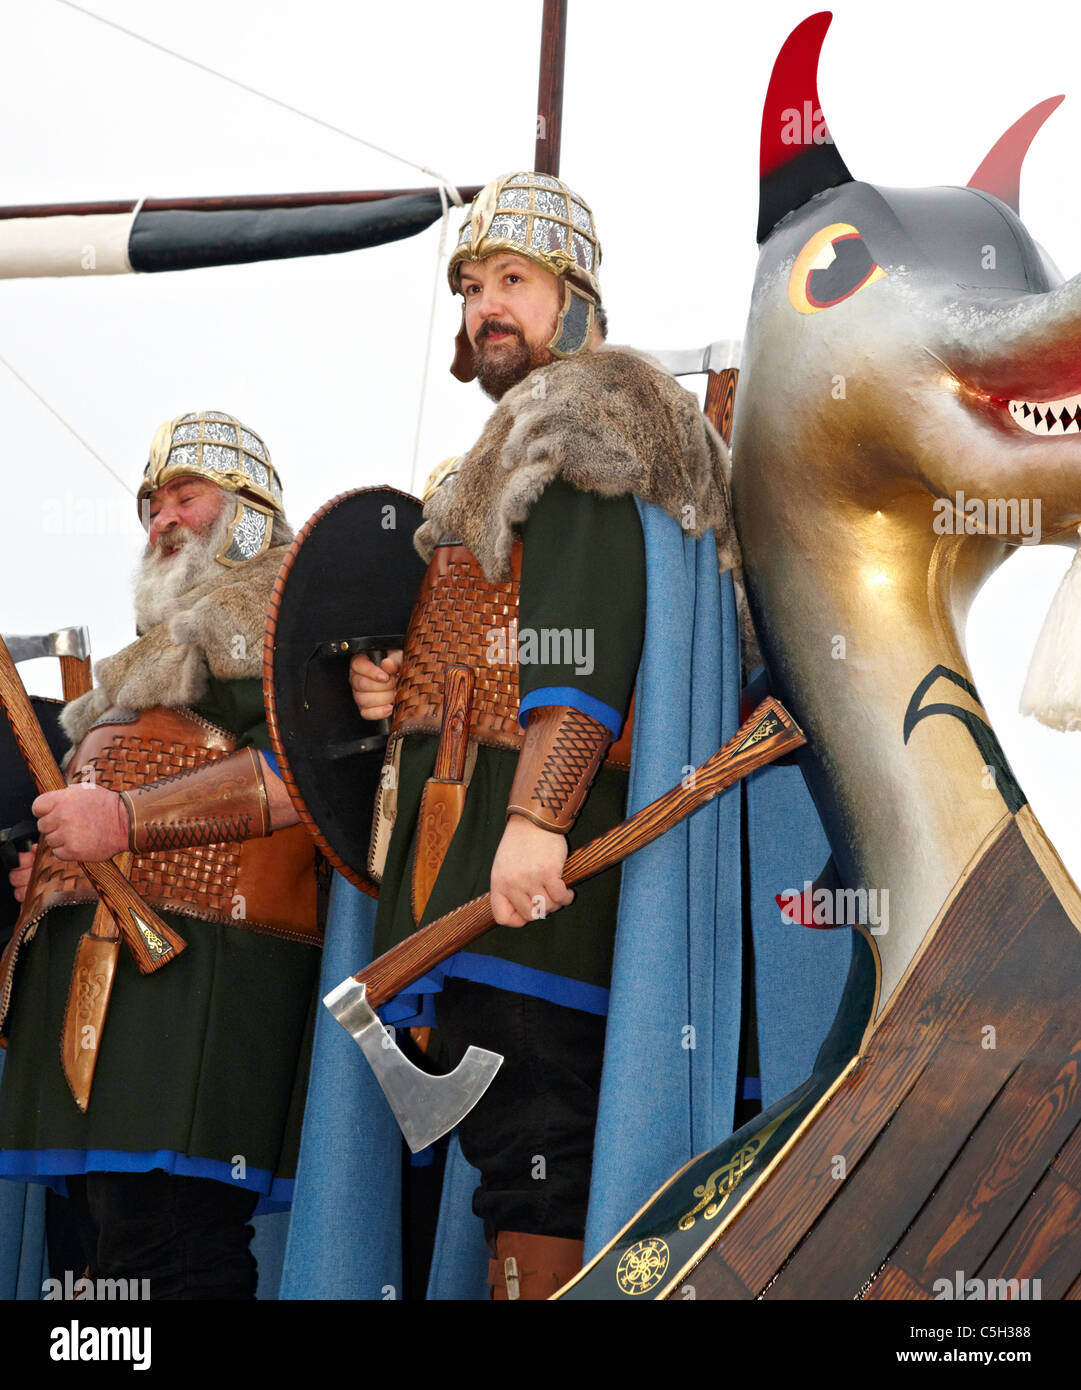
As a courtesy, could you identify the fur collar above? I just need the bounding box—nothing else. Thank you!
[61,545,289,748]
[414,345,739,580]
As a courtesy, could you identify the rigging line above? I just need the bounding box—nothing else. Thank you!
[410,185,454,496]
[0,351,135,498]
[54,0,465,205]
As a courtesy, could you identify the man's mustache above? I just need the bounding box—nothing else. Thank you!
[476,320,524,345]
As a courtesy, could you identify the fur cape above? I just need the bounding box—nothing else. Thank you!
[60,545,290,748]
[414,345,740,580]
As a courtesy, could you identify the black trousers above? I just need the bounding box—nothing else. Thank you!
[435,978,606,1241]
[64,1170,259,1300]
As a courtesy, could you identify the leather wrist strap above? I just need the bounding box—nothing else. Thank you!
[507,705,613,833]
[120,747,271,853]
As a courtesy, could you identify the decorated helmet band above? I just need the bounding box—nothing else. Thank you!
[137,410,285,566]
[447,171,602,382]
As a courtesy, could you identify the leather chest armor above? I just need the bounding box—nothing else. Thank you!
[390,541,634,763]
[19,705,319,945]
[368,540,633,881]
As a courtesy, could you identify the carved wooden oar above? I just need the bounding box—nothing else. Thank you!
[349,696,804,1011]
[0,637,185,974]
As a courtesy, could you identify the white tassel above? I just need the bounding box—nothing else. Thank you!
[1020,527,1081,731]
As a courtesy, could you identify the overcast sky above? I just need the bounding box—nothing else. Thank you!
[2,0,1080,879]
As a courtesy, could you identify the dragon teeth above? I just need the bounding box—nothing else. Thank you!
[1008,393,1081,434]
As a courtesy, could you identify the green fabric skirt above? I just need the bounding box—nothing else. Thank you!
[0,906,319,1191]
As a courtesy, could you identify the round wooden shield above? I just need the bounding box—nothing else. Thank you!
[263,488,427,895]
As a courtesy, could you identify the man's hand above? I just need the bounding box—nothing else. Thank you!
[31,785,130,863]
[8,847,37,904]
[349,650,403,720]
[490,814,574,927]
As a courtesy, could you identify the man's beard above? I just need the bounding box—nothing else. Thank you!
[134,500,234,631]
[473,321,554,400]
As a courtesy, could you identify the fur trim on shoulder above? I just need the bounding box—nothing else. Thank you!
[60,545,289,748]
[415,345,739,580]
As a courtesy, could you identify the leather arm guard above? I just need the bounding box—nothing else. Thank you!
[507,705,613,833]
[119,747,272,853]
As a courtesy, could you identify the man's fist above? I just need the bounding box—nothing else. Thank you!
[490,815,575,927]
[32,785,130,864]
[349,649,403,720]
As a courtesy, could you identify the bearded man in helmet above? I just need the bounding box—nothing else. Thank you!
[0,413,319,1299]
[343,173,738,1300]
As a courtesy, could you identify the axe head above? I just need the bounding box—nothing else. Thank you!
[1,626,91,664]
[323,977,503,1152]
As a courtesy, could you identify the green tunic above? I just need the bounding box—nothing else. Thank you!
[373,478,646,1001]
[0,676,319,1196]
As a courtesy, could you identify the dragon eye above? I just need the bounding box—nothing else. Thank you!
[788,223,886,314]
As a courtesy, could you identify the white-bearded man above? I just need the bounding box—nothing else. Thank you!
[0,413,319,1300]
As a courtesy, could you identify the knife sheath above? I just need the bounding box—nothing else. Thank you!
[61,851,130,1112]
[411,665,474,924]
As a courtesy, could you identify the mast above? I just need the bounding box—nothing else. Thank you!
[534,0,568,176]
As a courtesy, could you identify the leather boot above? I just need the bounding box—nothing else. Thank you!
[488,1231,584,1301]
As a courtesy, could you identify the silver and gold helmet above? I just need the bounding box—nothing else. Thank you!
[447,171,602,382]
[137,410,285,566]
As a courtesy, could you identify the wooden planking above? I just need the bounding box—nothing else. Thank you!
[975,1166,1081,1299]
[763,1037,1024,1299]
[684,820,1049,1295]
[1051,1116,1081,1189]
[678,1254,754,1301]
[863,1263,928,1301]
[890,1036,1081,1289]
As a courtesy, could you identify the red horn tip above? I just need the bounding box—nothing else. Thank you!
[967,95,1064,214]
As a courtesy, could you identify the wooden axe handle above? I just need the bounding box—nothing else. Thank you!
[0,636,186,975]
[359,697,804,1009]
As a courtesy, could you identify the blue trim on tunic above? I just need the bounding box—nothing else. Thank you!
[0,1148,293,1214]
[379,951,610,1029]
[261,749,280,778]
[518,687,622,737]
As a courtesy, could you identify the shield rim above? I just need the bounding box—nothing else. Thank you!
[262,485,423,900]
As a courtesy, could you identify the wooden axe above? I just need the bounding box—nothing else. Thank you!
[0,635,185,974]
[325,697,805,1150]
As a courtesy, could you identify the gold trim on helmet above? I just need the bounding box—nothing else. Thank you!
[137,411,285,566]
[447,172,603,381]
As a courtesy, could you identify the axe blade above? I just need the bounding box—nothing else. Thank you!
[0,626,91,664]
[323,978,503,1152]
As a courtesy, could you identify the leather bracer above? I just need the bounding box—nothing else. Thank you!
[507,705,613,834]
[120,746,271,853]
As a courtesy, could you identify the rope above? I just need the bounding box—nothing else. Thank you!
[0,351,134,496]
[55,1,464,206]
[49,2,472,500]
[410,184,455,496]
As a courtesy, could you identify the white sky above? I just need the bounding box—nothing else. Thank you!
[2,0,1080,880]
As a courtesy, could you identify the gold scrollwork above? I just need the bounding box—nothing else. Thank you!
[677,1102,799,1231]
[737,713,781,752]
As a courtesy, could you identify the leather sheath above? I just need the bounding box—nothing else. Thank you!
[411,666,474,923]
[507,705,613,833]
[61,851,127,1113]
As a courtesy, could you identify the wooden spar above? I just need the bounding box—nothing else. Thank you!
[534,0,568,176]
[0,186,483,222]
